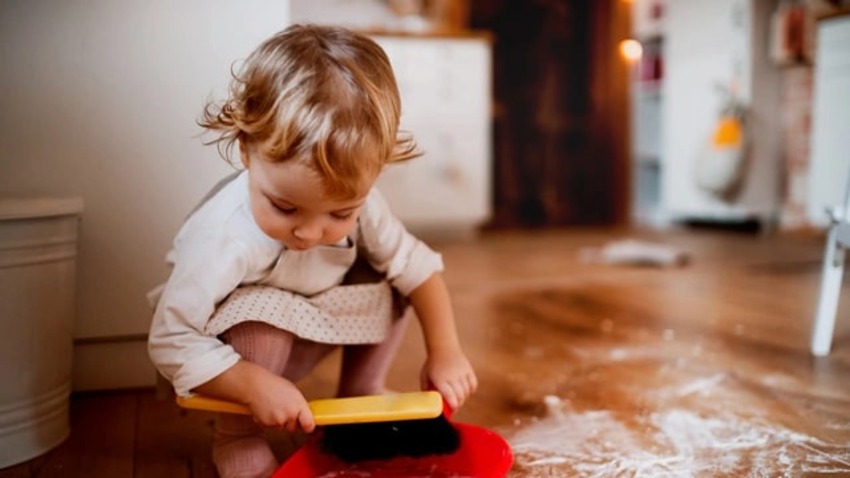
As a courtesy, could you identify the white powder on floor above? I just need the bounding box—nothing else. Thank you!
[504,338,850,478]
[672,373,725,398]
[509,406,850,477]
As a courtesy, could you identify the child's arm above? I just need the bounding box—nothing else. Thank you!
[408,272,478,410]
[148,211,315,432]
[193,359,316,433]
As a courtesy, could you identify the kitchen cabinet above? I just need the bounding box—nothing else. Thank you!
[371,33,493,237]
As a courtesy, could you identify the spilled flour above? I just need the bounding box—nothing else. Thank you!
[502,340,850,478]
[510,406,850,477]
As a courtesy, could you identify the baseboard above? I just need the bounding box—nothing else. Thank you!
[72,337,157,391]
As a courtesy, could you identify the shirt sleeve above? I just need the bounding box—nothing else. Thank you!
[147,234,252,397]
[358,189,444,296]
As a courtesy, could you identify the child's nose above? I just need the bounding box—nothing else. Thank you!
[293,221,322,241]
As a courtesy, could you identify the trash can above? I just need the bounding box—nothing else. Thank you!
[0,197,84,468]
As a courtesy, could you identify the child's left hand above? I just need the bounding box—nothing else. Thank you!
[421,347,478,410]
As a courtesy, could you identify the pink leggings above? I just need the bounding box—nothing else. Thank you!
[212,316,410,478]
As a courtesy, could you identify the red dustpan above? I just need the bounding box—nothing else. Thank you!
[273,421,513,477]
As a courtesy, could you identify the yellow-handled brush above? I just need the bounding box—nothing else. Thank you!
[176,390,444,425]
[177,390,461,462]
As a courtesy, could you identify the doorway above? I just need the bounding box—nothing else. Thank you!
[470,0,631,228]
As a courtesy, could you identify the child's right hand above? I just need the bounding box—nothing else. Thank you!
[194,360,315,433]
[245,373,315,433]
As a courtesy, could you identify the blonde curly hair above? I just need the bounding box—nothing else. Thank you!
[199,24,419,198]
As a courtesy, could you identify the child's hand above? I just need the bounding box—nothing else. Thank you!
[245,374,315,433]
[421,348,478,410]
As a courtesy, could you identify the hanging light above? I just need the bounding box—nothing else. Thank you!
[619,39,643,62]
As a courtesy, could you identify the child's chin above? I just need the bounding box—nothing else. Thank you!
[285,240,320,251]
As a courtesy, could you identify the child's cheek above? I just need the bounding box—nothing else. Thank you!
[252,205,288,241]
[328,219,357,244]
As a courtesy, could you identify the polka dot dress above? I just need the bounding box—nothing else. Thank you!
[205,282,395,344]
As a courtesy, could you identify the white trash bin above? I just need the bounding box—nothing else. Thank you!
[0,197,84,468]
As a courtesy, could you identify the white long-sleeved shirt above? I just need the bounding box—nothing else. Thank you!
[147,171,443,396]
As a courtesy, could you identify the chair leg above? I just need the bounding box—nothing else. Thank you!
[812,224,845,356]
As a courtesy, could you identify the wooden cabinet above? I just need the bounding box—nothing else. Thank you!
[372,34,493,236]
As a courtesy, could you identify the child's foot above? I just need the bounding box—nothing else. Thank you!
[212,435,278,478]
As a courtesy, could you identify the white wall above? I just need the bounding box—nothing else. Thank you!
[0,1,289,388]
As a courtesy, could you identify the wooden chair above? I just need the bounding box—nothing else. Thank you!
[812,172,850,356]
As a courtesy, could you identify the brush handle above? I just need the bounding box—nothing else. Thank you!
[177,390,444,426]
[176,394,252,415]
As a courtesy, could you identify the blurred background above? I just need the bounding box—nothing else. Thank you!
[1,0,849,393]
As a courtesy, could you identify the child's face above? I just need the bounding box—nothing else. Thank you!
[243,151,373,251]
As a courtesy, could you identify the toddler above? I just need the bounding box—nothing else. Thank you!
[147,24,477,478]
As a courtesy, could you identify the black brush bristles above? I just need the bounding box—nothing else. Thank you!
[320,415,461,462]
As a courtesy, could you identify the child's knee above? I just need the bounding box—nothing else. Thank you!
[282,340,337,382]
[221,321,296,374]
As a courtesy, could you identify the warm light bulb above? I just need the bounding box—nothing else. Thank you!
[619,39,643,62]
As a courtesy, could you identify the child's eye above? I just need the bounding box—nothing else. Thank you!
[330,211,354,221]
[271,202,296,215]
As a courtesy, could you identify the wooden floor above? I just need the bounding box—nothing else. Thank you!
[3,227,849,477]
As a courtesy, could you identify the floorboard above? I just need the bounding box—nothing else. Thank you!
[33,393,137,478]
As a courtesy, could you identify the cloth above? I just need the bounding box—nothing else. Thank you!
[205,282,394,344]
[147,170,443,396]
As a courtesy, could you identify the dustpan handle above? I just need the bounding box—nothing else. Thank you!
[427,382,453,420]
